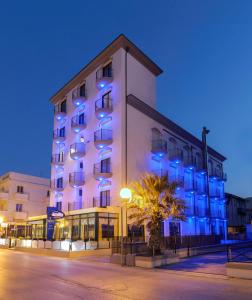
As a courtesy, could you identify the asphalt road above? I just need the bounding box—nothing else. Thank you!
[0,249,251,300]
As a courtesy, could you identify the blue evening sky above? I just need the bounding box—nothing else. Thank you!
[0,0,251,197]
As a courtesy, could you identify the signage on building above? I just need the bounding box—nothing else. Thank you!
[46,207,65,240]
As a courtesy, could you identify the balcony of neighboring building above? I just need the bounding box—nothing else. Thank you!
[94,129,113,149]
[196,183,207,196]
[71,113,86,133]
[95,93,113,119]
[169,148,183,164]
[53,128,66,144]
[151,139,167,157]
[184,180,195,193]
[69,172,85,188]
[93,196,111,208]
[54,100,67,121]
[70,142,86,160]
[96,62,113,90]
[68,201,83,211]
[72,84,86,107]
[185,206,195,217]
[51,153,64,166]
[152,169,168,178]
[169,174,184,187]
[210,209,226,219]
[51,179,65,192]
[195,206,210,218]
[184,155,196,170]
[93,158,112,181]
[209,168,227,182]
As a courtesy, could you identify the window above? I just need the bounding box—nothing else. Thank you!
[102,224,114,238]
[79,189,82,197]
[56,202,62,211]
[79,83,85,97]
[59,127,65,137]
[60,100,67,113]
[102,91,111,107]
[101,158,111,173]
[102,62,112,77]
[17,186,24,193]
[78,113,85,125]
[100,190,110,207]
[56,177,63,189]
[79,162,83,169]
[47,190,50,197]
[16,204,23,212]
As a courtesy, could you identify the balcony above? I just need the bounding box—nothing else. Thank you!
[209,169,227,181]
[51,153,64,166]
[184,155,196,169]
[94,129,113,149]
[196,184,207,196]
[185,207,195,216]
[14,192,28,201]
[13,211,27,220]
[68,201,83,211]
[51,180,65,192]
[195,207,209,218]
[95,97,113,119]
[211,210,226,219]
[54,103,67,121]
[152,169,168,178]
[96,64,113,90]
[69,172,85,187]
[209,190,220,198]
[151,139,167,157]
[71,114,86,133]
[70,143,86,160]
[169,175,184,187]
[169,148,183,164]
[93,197,111,208]
[93,162,112,181]
[184,181,195,193]
[53,129,66,144]
[72,86,86,107]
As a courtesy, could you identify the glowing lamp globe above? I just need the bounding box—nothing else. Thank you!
[120,188,132,200]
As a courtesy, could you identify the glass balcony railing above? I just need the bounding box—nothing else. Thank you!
[69,172,85,187]
[94,129,113,149]
[93,161,112,181]
[72,86,86,107]
[151,139,167,157]
[93,197,111,208]
[70,143,86,160]
[51,153,64,165]
[95,97,113,119]
[71,114,86,133]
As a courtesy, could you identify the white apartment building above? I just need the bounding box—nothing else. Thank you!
[0,172,50,237]
[47,34,227,242]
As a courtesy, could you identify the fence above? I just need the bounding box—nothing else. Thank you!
[227,242,252,263]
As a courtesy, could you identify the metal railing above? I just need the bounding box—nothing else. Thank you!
[53,128,65,139]
[69,172,85,187]
[151,139,167,154]
[93,161,112,175]
[68,201,83,211]
[54,103,67,114]
[51,153,64,164]
[169,148,184,162]
[152,169,168,177]
[95,97,113,111]
[72,86,86,99]
[227,242,252,263]
[71,114,86,127]
[93,197,111,207]
[96,66,113,81]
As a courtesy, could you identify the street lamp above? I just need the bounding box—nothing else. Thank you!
[119,187,132,266]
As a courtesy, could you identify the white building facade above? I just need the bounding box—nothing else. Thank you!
[49,34,227,242]
[0,172,50,237]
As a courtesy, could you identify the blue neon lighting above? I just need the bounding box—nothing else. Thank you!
[100,83,105,88]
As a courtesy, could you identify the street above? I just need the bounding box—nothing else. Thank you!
[0,250,252,300]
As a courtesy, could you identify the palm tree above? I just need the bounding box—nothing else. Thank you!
[126,173,186,256]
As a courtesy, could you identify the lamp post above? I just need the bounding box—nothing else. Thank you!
[119,187,132,266]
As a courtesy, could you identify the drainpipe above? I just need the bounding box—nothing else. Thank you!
[202,126,211,234]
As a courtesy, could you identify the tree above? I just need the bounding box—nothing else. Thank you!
[126,173,186,256]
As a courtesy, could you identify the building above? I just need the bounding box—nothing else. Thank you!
[0,172,50,237]
[44,34,227,242]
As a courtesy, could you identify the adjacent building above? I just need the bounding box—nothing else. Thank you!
[46,34,227,242]
[0,172,50,237]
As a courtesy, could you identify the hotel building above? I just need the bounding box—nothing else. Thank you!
[49,34,227,242]
[0,172,50,237]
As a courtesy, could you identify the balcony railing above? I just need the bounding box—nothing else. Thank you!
[70,143,86,160]
[184,155,196,169]
[51,153,64,165]
[93,162,112,180]
[152,169,168,178]
[95,97,113,119]
[184,180,195,192]
[54,103,67,120]
[169,148,183,163]
[53,129,66,143]
[151,139,167,157]
[210,210,226,219]
[96,65,113,89]
[185,207,195,216]
[195,207,210,217]
[196,184,207,195]
[209,169,227,181]
[68,201,83,211]
[71,114,87,133]
[72,86,86,107]
[93,197,111,208]
[69,172,85,187]
[94,129,113,149]
[50,180,65,191]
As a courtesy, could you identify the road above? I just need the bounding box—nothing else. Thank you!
[0,249,251,300]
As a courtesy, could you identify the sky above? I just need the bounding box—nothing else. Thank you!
[0,0,251,197]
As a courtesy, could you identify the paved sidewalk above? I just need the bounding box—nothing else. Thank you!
[160,252,228,275]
